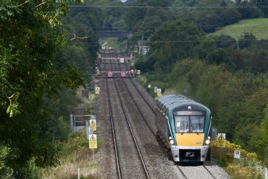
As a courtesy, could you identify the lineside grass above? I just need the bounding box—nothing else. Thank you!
[209,18,268,40]
[37,88,101,179]
[211,140,266,179]
[37,129,102,179]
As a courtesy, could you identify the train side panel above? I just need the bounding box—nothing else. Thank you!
[155,109,170,147]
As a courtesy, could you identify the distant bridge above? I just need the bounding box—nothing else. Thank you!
[96,31,133,38]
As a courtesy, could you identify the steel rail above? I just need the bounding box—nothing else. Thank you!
[122,78,156,136]
[106,79,122,179]
[203,165,217,179]
[114,79,151,179]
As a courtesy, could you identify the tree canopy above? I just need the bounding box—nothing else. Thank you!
[0,0,86,177]
[148,19,202,72]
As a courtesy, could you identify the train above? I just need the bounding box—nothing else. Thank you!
[155,94,212,163]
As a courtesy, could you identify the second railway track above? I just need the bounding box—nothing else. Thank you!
[106,78,150,179]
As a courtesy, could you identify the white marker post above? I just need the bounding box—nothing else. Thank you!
[234,150,241,159]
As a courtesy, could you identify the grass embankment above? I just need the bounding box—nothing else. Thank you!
[38,130,101,179]
[38,88,100,179]
[209,18,268,40]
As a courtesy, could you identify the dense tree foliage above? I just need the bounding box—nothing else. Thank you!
[254,0,268,17]
[0,0,96,178]
[173,0,264,33]
[61,3,102,74]
[148,19,203,72]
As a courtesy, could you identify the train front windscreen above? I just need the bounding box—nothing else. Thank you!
[173,110,205,133]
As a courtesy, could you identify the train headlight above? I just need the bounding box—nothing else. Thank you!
[169,140,174,145]
[205,139,210,145]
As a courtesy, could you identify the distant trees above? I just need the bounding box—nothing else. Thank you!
[138,16,268,74]
[134,56,156,73]
[133,4,268,74]
[58,2,102,86]
[213,34,237,48]
[148,19,202,72]
[235,0,263,19]
[174,0,264,33]
[254,0,268,17]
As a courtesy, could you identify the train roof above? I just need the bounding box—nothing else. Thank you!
[156,94,210,112]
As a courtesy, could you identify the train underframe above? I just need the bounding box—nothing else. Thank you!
[171,145,210,162]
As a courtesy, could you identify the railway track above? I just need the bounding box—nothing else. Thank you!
[122,78,156,135]
[94,49,230,179]
[122,78,219,179]
[106,79,122,179]
[178,164,217,179]
[96,77,228,178]
[106,78,151,179]
[97,48,131,77]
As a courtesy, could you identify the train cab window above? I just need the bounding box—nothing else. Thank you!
[190,116,204,133]
[175,116,189,133]
[174,111,205,133]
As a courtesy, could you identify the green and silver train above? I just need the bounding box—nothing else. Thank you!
[155,94,212,163]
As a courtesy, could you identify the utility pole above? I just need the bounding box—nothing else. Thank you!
[237,37,239,50]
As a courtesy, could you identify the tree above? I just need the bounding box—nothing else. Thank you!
[148,19,202,72]
[235,0,263,19]
[213,34,237,49]
[134,56,156,73]
[205,48,232,67]
[253,0,268,17]
[124,3,146,30]
[0,0,85,177]
[238,32,257,49]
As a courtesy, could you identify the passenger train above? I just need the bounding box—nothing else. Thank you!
[155,94,212,163]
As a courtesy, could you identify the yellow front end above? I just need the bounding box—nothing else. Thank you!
[171,133,209,162]
[176,133,204,146]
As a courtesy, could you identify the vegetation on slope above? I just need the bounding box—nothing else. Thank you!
[209,18,268,40]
